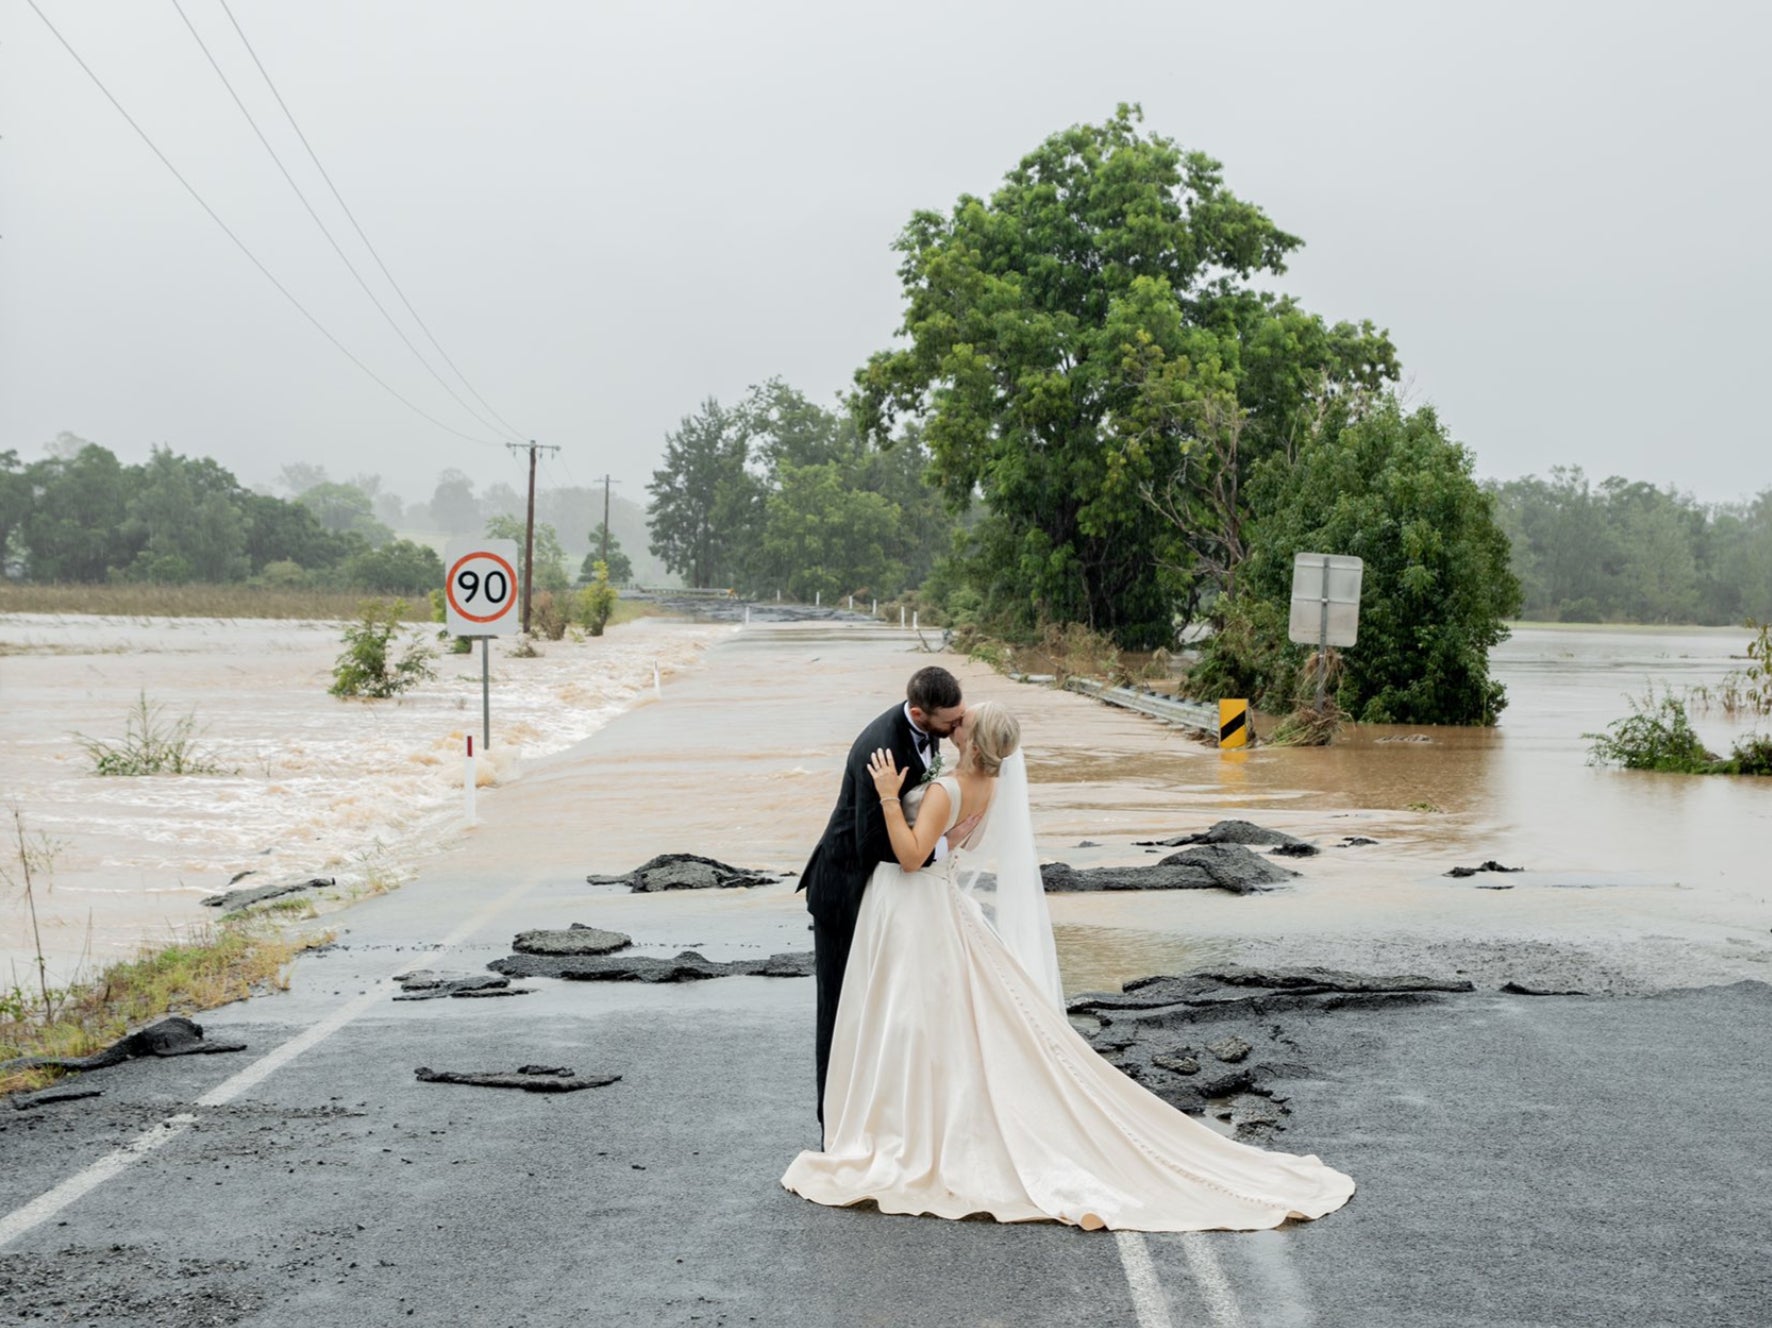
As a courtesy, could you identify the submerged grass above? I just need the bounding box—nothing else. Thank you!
[0,918,331,1097]
[74,691,228,776]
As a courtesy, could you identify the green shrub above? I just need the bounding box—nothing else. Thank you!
[1717,733,1772,776]
[1586,689,1719,772]
[330,600,437,698]
[532,590,570,641]
[576,561,619,637]
[258,559,308,588]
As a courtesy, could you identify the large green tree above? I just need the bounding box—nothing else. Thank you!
[856,105,1395,647]
[118,447,251,583]
[751,462,903,603]
[734,379,953,598]
[1194,400,1521,724]
[580,523,633,585]
[17,444,135,581]
[0,450,29,574]
[647,398,756,589]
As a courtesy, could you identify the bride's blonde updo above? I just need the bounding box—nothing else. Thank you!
[966,701,1020,777]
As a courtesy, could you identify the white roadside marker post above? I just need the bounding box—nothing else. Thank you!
[464,735,477,825]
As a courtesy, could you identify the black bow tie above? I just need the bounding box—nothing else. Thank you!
[915,729,937,754]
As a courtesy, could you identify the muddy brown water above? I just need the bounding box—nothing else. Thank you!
[3,615,1768,995]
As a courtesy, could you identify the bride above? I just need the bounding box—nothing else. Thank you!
[780,700,1356,1231]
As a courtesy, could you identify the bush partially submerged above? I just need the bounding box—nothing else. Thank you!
[1586,688,1769,776]
[330,599,437,698]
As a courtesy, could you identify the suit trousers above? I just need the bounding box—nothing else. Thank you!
[811,905,860,1137]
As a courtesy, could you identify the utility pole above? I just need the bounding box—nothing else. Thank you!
[592,474,620,570]
[506,439,560,634]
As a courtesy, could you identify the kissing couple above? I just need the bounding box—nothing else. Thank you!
[781,665,1356,1231]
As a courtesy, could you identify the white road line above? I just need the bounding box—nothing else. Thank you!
[1115,1231,1176,1328]
[1239,1230,1316,1327]
[0,878,540,1251]
[0,1113,197,1248]
[1181,1234,1252,1328]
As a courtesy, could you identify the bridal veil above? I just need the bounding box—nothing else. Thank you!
[958,749,1065,1010]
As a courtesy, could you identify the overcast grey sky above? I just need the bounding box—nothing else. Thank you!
[4,0,1767,507]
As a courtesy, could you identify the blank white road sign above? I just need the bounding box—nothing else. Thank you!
[1288,552,1364,647]
[444,538,521,636]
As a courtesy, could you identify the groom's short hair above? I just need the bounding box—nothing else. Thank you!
[906,666,962,713]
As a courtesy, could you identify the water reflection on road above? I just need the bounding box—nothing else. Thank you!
[566,619,1769,996]
[4,614,1766,995]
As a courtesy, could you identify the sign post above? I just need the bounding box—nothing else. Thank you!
[445,538,521,754]
[1287,553,1364,709]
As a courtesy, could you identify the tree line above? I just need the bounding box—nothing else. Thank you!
[1486,469,1772,625]
[0,437,442,593]
[0,434,659,596]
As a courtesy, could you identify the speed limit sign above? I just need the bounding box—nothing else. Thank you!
[444,538,521,636]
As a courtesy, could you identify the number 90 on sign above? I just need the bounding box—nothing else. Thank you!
[444,538,521,636]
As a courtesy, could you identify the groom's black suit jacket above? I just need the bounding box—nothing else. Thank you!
[799,703,933,930]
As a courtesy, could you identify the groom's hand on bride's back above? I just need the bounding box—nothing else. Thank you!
[950,812,983,848]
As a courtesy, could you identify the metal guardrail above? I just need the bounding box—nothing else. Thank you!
[1059,677,1221,736]
[628,586,736,599]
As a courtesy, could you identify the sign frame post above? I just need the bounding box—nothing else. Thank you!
[1287,552,1364,710]
[445,537,522,752]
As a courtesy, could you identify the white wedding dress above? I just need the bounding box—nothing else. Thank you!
[781,770,1356,1231]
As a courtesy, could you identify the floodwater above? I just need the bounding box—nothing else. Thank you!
[2,614,1767,996]
[0,614,728,986]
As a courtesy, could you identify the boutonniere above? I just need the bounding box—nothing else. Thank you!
[920,749,944,784]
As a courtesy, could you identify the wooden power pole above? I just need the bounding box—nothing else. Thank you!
[506,439,560,634]
[593,474,619,571]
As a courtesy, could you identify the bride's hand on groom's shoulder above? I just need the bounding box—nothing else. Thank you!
[867,748,908,801]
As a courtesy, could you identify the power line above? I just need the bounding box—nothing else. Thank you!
[216,0,527,440]
[171,0,518,442]
[24,0,503,448]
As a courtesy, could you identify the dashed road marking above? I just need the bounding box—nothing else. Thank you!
[1181,1234,1253,1328]
[0,879,540,1251]
[1115,1231,1176,1328]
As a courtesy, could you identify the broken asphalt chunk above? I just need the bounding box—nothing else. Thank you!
[585,853,778,892]
[414,1065,620,1092]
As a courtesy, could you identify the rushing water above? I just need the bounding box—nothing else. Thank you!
[0,614,729,985]
[1,614,1766,993]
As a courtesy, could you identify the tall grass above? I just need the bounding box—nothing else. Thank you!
[0,582,431,621]
[1,582,670,626]
[0,918,326,1097]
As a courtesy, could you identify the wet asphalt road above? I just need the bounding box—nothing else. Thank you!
[3,623,1769,1326]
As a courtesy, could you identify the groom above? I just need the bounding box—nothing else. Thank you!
[799,665,973,1130]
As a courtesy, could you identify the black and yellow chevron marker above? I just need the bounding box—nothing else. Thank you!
[1218,699,1249,749]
